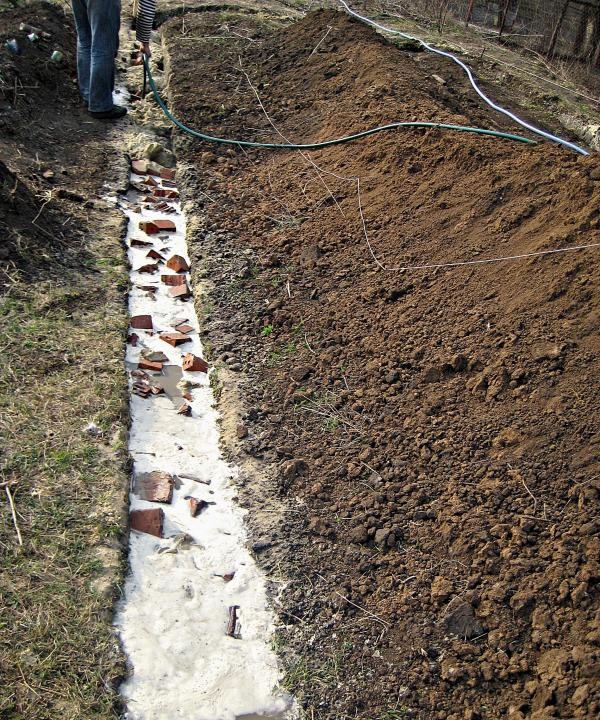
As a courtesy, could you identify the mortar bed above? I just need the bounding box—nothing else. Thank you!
[113,158,291,720]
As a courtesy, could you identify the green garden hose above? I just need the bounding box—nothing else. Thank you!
[142,57,537,150]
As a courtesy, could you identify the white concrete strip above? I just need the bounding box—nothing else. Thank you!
[113,166,291,720]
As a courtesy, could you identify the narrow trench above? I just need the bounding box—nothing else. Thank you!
[112,90,292,720]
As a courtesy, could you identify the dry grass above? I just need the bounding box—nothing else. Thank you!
[0,236,129,719]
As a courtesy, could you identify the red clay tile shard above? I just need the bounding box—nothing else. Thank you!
[138,358,163,372]
[162,179,177,188]
[145,351,169,363]
[150,385,164,395]
[130,238,153,247]
[131,159,147,175]
[134,472,174,503]
[186,496,209,517]
[137,263,159,274]
[169,284,191,300]
[130,315,153,330]
[166,255,189,273]
[146,249,165,261]
[127,333,139,346]
[175,323,194,334]
[160,168,176,180]
[182,353,209,373]
[177,403,191,416]
[144,176,159,187]
[154,188,180,199]
[222,572,235,582]
[160,332,191,347]
[161,274,187,286]
[130,508,164,537]
[153,219,176,232]
[182,392,193,401]
[139,221,159,235]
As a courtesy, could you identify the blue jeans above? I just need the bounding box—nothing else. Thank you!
[71,0,121,112]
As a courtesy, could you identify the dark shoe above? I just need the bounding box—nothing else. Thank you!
[89,105,127,120]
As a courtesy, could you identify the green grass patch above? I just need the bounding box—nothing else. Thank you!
[0,267,128,719]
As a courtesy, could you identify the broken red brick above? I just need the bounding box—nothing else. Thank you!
[177,403,191,416]
[138,358,163,372]
[130,315,153,330]
[154,219,177,232]
[130,508,164,537]
[161,274,187,286]
[160,332,192,347]
[160,168,176,180]
[130,238,153,247]
[144,176,159,187]
[137,263,160,274]
[174,323,194,334]
[169,284,191,300]
[146,249,165,261]
[134,472,174,504]
[182,353,209,373]
[127,333,139,346]
[166,255,189,273]
[186,496,209,517]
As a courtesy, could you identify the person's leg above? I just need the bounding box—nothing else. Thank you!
[71,0,92,104]
[87,0,121,112]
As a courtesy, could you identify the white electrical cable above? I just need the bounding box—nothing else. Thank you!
[338,1,590,156]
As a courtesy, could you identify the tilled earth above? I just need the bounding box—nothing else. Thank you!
[160,7,600,720]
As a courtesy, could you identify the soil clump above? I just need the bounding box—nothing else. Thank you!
[163,8,599,719]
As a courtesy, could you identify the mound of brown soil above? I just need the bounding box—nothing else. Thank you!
[0,2,93,278]
[164,8,599,719]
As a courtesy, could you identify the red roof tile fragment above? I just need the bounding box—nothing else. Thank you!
[154,219,177,232]
[166,255,189,273]
[137,263,159,274]
[130,315,153,330]
[135,472,174,503]
[138,358,163,372]
[174,323,194,334]
[186,496,209,517]
[177,403,191,416]
[169,284,191,300]
[160,332,192,347]
[139,221,159,235]
[146,249,165,261]
[127,333,139,346]
[130,508,164,537]
[130,238,153,247]
[160,168,176,180]
[161,274,187,286]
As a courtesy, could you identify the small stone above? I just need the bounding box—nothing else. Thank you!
[236,424,248,439]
